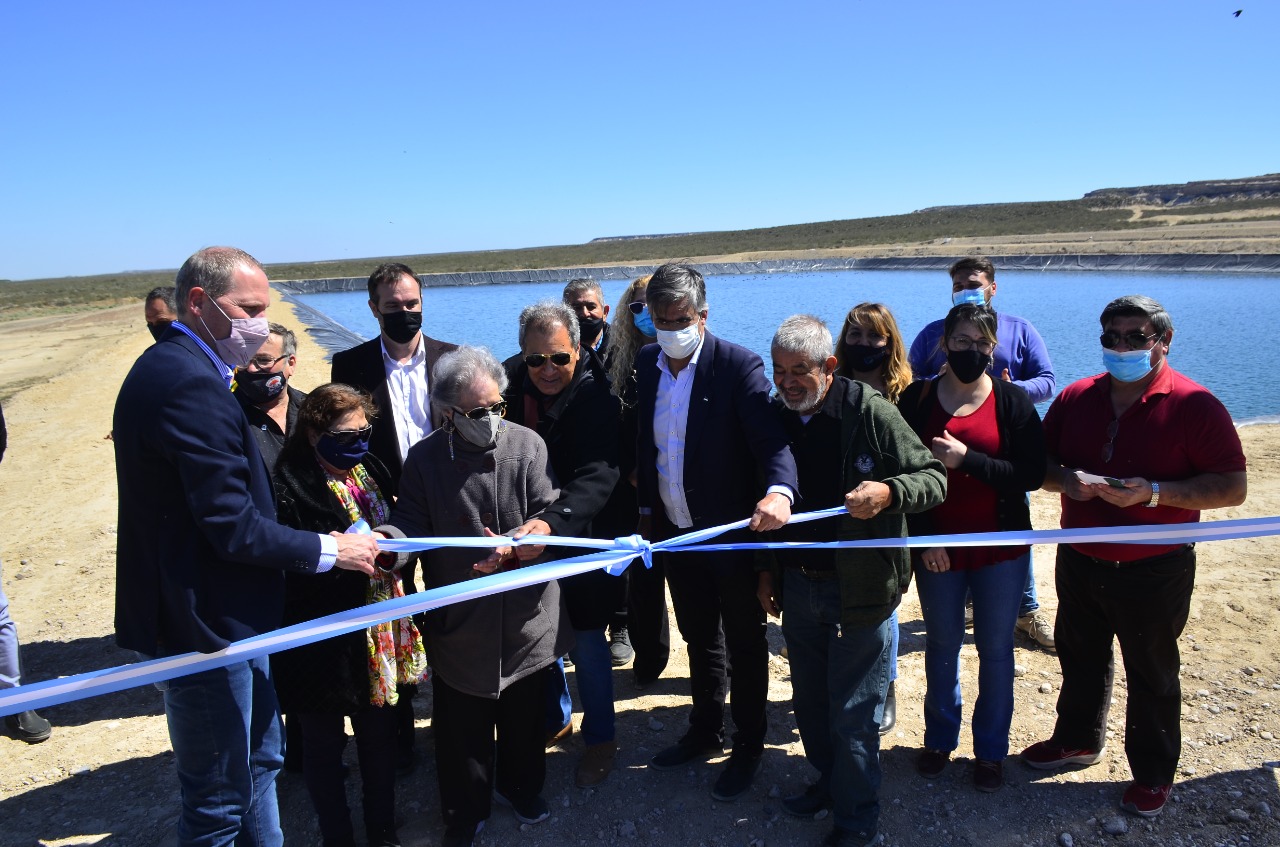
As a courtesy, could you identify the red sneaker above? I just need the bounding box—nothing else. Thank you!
[1120,782,1172,818]
[1020,741,1104,770]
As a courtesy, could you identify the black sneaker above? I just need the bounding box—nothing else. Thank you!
[493,790,550,825]
[5,710,51,743]
[823,827,881,847]
[782,783,832,817]
[710,749,763,801]
[441,822,483,847]
[609,626,635,667]
[649,735,724,770]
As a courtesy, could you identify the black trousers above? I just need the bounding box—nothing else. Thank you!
[1050,543,1196,786]
[657,512,768,752]
[297,706,398,843]
[432,668,546,828]
[625,556,671,681]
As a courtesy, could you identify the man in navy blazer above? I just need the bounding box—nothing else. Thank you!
[114,246,380,847]
[635,263,798,802]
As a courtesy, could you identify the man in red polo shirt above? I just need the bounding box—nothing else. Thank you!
[1020,294,1247,819]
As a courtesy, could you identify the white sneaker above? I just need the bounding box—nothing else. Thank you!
[1016,611,1055,649]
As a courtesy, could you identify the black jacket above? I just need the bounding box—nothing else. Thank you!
[898,377,1046,535]
[272,446,400,714]
[502,351,624,630]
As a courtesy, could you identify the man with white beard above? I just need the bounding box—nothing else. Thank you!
[759,315,945,847]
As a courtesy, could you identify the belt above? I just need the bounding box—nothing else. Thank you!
[787,564,839,580]
[1079,543,1194,569]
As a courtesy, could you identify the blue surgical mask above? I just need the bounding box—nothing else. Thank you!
[1102,347,1154,383]
[633,309,656,338]
[952,287,987,307]
[315,433,369,471]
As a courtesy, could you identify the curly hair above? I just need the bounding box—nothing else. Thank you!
[604,275,653,401]
[832,302,911,404]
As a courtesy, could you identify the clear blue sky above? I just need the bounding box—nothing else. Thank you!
[2,1,1275,280]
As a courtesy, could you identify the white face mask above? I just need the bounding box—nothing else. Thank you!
[656,323,702,360]
[202,296,270,370]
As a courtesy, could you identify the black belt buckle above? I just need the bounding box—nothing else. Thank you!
[798,565,837,579]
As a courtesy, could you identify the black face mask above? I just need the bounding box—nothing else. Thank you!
[381,309,423,344]
[844,343,889,373]
[946,349,993,384]
[577,314,605,343]
[236,369,288,404]
[148,321,172,342]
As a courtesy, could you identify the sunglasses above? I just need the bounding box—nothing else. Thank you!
[523,352,573,368]
[326,424,372,446]
[457,400,508,420]
[1100,330,1160,350]
[627,302,648,315]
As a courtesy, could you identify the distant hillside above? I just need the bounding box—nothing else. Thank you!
[1083,174,1280,207]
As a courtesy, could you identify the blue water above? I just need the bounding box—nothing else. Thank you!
[294,269,1280,423]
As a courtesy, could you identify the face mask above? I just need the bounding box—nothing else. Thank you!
[148,321,172,342]
[946,349,992,384]
[633,309,656,338]
[315,433,369,471]
[655,323,702,360]
[452,412,502,449]
[845,343,889,373]
[577,314,605,343]
[1102,347,1154,383]
[201,296,270,370]
[235,369,287,404]
[952,287,987,307]
[381,309,423,345]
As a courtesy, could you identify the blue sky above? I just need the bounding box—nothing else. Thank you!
[1,1,1275,280]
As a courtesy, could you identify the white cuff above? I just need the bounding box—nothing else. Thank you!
[316,533,338,573]
[766,484,796,505]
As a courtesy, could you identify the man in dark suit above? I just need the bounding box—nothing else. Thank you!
[635,263,798,802]
[114,246,380,847]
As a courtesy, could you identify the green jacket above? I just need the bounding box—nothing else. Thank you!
[768,377,946,627]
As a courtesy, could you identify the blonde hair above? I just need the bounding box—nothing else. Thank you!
[604,275,653,401]
[833,302,911,404]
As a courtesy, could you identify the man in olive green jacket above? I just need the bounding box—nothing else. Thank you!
[759,315,945,847]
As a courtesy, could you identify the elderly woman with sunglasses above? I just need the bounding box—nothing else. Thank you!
[271,383,426,847]
[898,304,1046,793]
[375,345,569,847]
[500,300,624,788]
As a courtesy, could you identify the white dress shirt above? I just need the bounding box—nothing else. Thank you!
[381,337,432,463]
[653,338,707,528]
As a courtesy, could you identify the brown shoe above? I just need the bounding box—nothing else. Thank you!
[546,721,573,749]
[974,758,1004,792]
[916,749,950,779]
[575,741,618,787]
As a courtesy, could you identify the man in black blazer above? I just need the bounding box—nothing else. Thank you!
[114,246,380,847]
[635,263,798,802]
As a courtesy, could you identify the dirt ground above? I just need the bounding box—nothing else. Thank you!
[1,300,1278,847]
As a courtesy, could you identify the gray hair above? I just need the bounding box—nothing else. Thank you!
[771,315,833,366]
[562,277,603,303]
[646,263,707,314]
[1100,294,1173,337]
[518,300,580,350]
[145,286,177,312]
[431,346,509,416]
[268,322,297,357]
[175,247,264,317]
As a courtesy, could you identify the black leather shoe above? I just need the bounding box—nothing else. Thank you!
[823,826,881,846]
[5,710,51,743]
[782,782,832,817]
[878,681,896,736]
[649,736,724,770]
[710,749,763,801]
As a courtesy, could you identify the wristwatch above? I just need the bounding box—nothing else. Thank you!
[1146,481,1160,508]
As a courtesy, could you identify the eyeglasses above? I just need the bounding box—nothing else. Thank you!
[1100,330,1160,350]
[246,354,288,371]
[947,335,996,355]
[627,302,648,315]
[326,424,372,446]
[1100,419,1120,463]
[523,352,573,368]
[457,400,508,420]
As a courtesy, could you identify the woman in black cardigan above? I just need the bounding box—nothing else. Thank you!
[273,383,423,847]
[898,304,1046,794]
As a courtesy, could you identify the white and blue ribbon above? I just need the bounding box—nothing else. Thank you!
[4,510,1280,717]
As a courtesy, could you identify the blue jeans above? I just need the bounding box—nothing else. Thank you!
[545,657,573,734]
[1020,496,1039,617]
[568,627,616,746]
[0,559,21,689]
[163,655,285,847]
[782,569,890,836]
[888,609,898,683]
[915,553,1028,761]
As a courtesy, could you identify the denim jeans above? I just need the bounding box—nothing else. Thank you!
[0,560,21,689]
[1019,495,1039,617]
[782,568,890,837]
[568,627,616,746]
[544,657,573,734]
[888,609,898,683]
[914,553,1028,761]
[163,655,284,847]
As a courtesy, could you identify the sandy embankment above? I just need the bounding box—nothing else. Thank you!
[1,299,1279,847]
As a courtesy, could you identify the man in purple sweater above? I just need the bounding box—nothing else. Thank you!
[908,256,1057,648]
